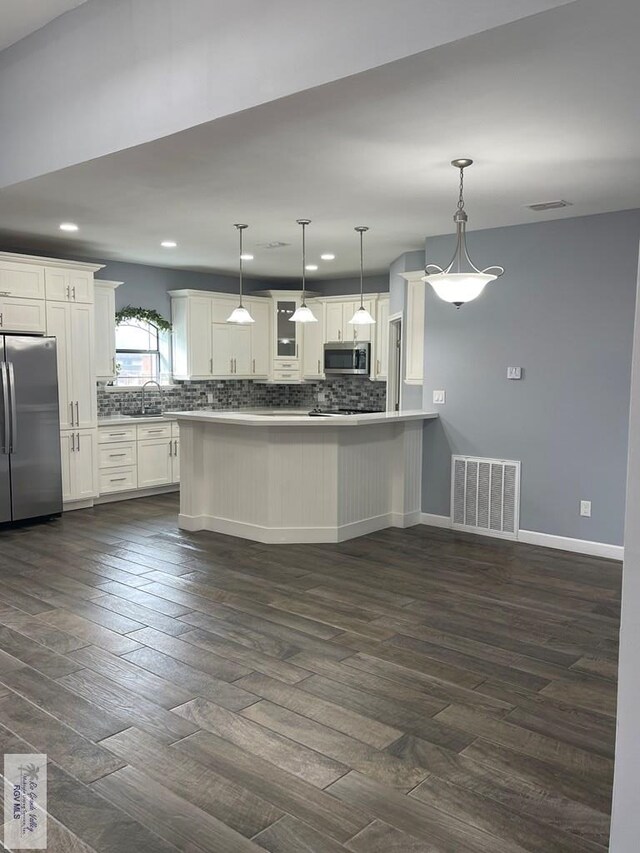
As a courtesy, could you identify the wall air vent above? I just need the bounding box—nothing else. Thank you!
[527,200,572,211]
[451,456,520,540]
[256,241,290,249]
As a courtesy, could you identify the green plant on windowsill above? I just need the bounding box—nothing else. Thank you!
[115,306,172,332]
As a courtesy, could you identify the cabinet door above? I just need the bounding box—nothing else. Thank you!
[138,438,172,487]
[250,301,270,377]
[302,301,324,379]
[211,323,233,376]
[46,301,73,429]
[69,303,97,428]
[406,278,425,382]
[325,302,344,342]
[74,429,98,499]
[274,298,299,359]
[375,298,389,380]
[94,286,116,380]
[60,432,74,502]
[232,325,252,376]
[0,297,46,333]
[345,299,375,343]
[171,438,180,484]
[44,268,69,301]
[67,270,94,304]
[0,262,45,299]
[189,298,214,377]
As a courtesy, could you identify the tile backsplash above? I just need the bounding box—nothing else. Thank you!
[97,376,386,417]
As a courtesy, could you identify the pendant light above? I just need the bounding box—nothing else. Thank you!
[226,223,255,324]
[349,226,376,326]
[422,159,504,308]
[290,219,318,323]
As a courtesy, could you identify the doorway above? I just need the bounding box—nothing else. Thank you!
[388,315,402,412]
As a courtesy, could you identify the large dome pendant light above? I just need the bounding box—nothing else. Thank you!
[226,223,255,324]
[290,219,318,323]
[422,159,504,308]
[349,226,376,326]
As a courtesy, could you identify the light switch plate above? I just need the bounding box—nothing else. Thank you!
[433,390,446,405]
[580,500,592,517]
[507,367,522,380]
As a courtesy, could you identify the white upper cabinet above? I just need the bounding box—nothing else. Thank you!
[302,299,324,379]
[0,261,45,299]
[45,267,94,303]
[0,297,46,333]
[402,272,425,384]
[94,280,121,381]
[324,298,377,343]
[170,292,213,379]
[250,299,270,378]
[373,296,389,381]
[46,301,97,430]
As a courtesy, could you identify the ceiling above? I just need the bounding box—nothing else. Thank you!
[0,0,638,279]
[0,0,87,51]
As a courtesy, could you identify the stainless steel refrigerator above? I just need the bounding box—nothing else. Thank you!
[0,335,62,523]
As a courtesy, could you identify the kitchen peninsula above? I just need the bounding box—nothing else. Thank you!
[168,409,437,543]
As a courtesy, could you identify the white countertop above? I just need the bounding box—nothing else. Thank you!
[98,414,177,426]
[165,408,438,427]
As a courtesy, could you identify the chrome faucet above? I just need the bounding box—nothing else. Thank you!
[141,380,162,414]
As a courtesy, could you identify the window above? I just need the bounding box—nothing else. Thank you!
[115,318,171,386]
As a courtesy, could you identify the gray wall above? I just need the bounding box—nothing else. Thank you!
[422,209,640,545]
[610,235,640,851]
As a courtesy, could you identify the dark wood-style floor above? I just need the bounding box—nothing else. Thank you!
[0,493,620,852]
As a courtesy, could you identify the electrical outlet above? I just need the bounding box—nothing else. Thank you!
[433,390,446,405]
[507,366,522,380]
[580,500,592,517]
[207,393,214,404]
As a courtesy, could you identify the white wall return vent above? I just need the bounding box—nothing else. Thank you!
[451,455,521,540]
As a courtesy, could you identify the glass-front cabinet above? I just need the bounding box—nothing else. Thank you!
[275,299,298,358]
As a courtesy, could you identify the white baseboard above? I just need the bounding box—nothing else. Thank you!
[95,485,179,505]
[178,511,419,544]
[518,529,623,561]
[419,513,623,560]
[420,513,452,529]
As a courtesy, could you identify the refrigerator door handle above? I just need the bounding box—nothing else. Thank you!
[7,362,17,453]
[0,362,9,454]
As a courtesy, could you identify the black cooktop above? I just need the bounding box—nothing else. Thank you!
[308,408,383,417]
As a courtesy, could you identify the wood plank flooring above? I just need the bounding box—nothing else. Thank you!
[0,493,620,852]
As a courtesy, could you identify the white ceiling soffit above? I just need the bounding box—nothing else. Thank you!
[0,0,573,188]
[0,0,638,280]
[0,0,88,51]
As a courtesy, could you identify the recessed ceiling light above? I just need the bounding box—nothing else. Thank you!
[320,253,335,261]
[305,264,318,271]
[240,253,254,261]
[161,240,177,248]
[59,222,79,232]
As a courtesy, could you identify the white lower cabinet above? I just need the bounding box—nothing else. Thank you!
[98,421,179,496]
[61,429,98,503]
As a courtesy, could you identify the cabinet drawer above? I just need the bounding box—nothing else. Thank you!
[99,466,137,494]
[137,423,171,440]
[273,369,301,381]
[98,426,137,444]
[98,441,137,469]
[276,361,298,369]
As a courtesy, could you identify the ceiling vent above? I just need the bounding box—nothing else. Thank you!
[256,241,290,249]
[527,200,572,211]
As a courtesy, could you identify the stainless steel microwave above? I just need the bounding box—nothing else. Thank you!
[323,341,371,375]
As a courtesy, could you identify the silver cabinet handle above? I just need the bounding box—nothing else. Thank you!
[72,286,76,301]
[110,477,127,482]
[234,358,237,374]
[317,359,321,374]
[70,433,75,453]
[338,330,341,341]
[108,432,126,437]
[252,358,255,373]
[174,439,178,456]
[109,452,127,458]
[70,402,74,426]
[112,357,117,374]
[146,429,165,434]
[169,440,173,457]
[209,358,213,373]
[75,401,79,426]
[296,344,299,358]
[76,432,80,451]
[0,291,9,296]
[0,313,3,328]
[376,359,380,375]
[66,285,70,300]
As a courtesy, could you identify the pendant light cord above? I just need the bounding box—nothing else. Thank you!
[297,219,311,307]
[234,224,247,307]
[355,226,369,309]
